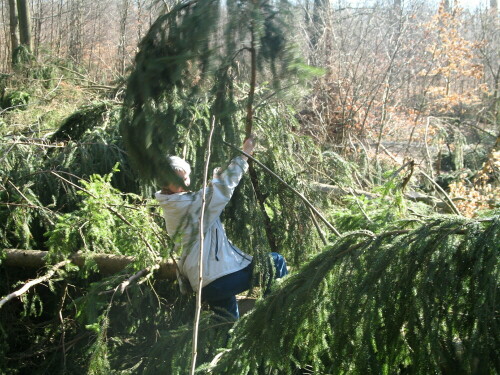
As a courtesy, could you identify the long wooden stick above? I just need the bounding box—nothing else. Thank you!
[308,207,328,245]
[223,140,341,236]
[191,116,216,375]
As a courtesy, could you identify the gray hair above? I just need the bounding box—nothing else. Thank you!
[167,156,191,175]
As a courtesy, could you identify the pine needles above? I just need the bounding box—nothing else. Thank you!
[209,215,500,374]
[120,0,304,187]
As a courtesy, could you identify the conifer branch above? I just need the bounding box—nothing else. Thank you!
[223,140,341,236]
[349,188,373,223]
[370,150,461,215]
[191,116,216,375]
[0,258,71,309]
[99,264,161,295]
[50,170,159,257]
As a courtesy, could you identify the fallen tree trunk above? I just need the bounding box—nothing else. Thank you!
[1,249,177,280]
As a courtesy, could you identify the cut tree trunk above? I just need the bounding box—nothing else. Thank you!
[1,249,176,280]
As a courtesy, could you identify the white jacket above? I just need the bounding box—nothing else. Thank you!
[155,156,253,292]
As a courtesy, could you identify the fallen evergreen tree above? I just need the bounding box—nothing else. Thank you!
[207,215,500,374]
[3,215,497,374]
[1,1,498,373]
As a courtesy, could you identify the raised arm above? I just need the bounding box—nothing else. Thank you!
[200,136,256,226]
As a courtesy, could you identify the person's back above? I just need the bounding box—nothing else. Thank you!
[156,136,288,319]
[155,155,253,292]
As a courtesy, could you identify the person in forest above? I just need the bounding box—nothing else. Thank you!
[155,136,288,320]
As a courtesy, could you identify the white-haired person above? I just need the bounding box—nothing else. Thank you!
[155,136,288,320]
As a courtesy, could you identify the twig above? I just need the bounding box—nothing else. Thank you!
[223,140,341,236]
[0,259,71,309]
[389,160,414,181]
[56,65,99,86]
[191,116,216,375]
[7,180,55,225]
[0,140,66,148]
[58,284,68,372]
[120,264,156,294]
[349,188,373,223]
[99,264,161,295]
[379,143,400,163]
[0,104,26,115]
[419,171,462,216]
[44,75,64,99]
[375,144,461,216]
[308,207,328,245]
[0,141,18,164]
[424,117,434,180]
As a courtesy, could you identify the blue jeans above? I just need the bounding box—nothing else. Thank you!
[202,252,288,320]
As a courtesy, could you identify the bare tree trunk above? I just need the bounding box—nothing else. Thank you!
[135,0,145,44]
[0,1,8,71]
[117,0,129,76]
[489,65,500,125]
[49,0,55,48]
[55,0,64,56]
[68,0,83,64]
[8,0,20,64]
[16,0,32,52]
[33,0,43,57]
[86,1,97,78]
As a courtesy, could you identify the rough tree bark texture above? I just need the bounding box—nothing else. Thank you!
[16,0,31,52]
[8,0,19,64]
[2,249,177,279]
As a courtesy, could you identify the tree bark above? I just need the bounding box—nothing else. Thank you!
[33,0,42,56]
[1,249,177,280]
[16,0,32,52]
[117,0,130,75]
[8,0,19,64]
[68,0,83,63]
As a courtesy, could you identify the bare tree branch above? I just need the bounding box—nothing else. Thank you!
[0,258,70,309]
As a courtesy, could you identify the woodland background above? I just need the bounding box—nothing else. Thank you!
[0,0,499,373]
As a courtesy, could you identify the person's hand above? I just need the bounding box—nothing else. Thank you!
[242,135,256,157]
